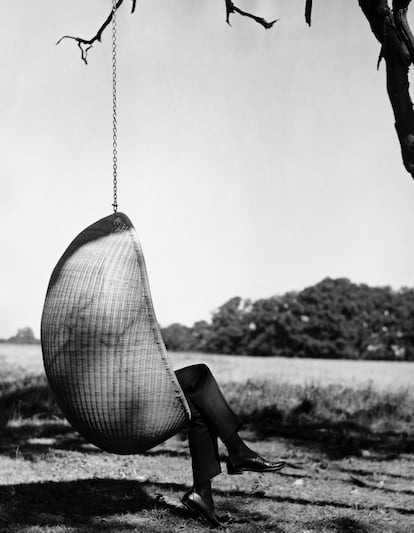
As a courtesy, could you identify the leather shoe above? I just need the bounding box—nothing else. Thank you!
[226,454,286,475]
[181,489,221,528]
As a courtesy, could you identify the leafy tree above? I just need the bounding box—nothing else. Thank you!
[7,327,39,345]
[161,323,194,352]
[161,278,414,360]
[206,297,251,355]
[191,321,214,354]
[246,296,296,356]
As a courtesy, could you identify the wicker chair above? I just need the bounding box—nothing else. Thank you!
[41,212,190,453]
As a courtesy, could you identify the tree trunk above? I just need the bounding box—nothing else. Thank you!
[359,0,414,177]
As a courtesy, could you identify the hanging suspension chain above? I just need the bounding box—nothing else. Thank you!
[112,0,118,213]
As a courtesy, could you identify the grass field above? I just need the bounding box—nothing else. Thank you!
[0,344,413,532]
[2,344,414,388]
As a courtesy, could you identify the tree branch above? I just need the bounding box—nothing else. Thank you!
[224,0,279,29]
[56,0,128,64]
[305,0,313,27]
[359,0,414,178]
[58,0,279,64]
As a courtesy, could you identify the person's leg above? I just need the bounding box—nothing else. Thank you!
[177,364,286,475]
[176,363,241,441]
[175,364,285,527]
[185,395,221,489]
[175,365,222,527]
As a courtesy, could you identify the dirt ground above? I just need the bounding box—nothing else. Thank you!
[0,423,413,533]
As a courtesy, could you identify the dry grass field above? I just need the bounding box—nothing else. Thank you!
[2,344,414,388]
[0,344,413,533]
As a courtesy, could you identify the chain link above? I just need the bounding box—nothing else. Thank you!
[112,0,118,213]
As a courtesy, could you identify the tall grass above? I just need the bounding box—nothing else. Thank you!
[223,380,413,433]
[0,375,59,423]
[223,380,414,456]
[1,374,412,456]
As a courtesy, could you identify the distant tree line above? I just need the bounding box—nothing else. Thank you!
[0,327,40,345]
[161,278,414,360]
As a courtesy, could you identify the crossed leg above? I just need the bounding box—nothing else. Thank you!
[175,364,285,527]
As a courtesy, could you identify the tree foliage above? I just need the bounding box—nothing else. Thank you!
[161,278,414,360]
[2,327,40,345]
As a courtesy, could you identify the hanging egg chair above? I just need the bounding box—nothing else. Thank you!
[41,2,190,454]
[41,212,191,453]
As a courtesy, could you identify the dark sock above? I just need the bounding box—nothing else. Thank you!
[194,479,214,510]
[224,431,257,460]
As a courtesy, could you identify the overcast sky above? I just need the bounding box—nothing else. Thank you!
[1,0,414,338]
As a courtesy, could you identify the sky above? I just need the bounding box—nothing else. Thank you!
[1,0,414,338]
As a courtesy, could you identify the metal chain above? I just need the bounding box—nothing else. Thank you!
[112,0,118,213]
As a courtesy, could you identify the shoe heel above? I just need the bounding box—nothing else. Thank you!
[226,460,242,475]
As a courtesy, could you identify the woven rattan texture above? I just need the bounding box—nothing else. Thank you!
[41,213,190,454]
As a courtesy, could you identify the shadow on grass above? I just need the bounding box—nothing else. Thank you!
[0,478,276,531]
[339,466,414,482]
[307,516,371,533]
[0,421,92,457]
[246,413,414,460]
[0,478,186,532]
[0,478,412,532]
[0,423,195,460]
[1,375,414,460]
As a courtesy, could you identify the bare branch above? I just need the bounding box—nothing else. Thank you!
[56,0,126,64]
[225,0,279,29]
[59,0,278,65]
[305,0,313,27]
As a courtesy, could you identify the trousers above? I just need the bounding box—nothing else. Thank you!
[175,363,241,482]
